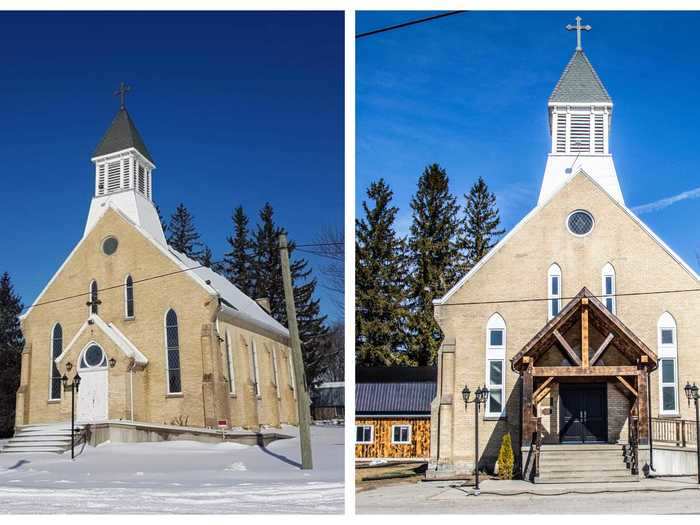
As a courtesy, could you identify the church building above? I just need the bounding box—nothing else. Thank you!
[429,19,700,482]
[14,89,299,435]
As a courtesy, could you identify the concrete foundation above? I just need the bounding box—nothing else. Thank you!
[650,445,699,476]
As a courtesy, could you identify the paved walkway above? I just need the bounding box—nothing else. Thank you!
[357,476,700,514]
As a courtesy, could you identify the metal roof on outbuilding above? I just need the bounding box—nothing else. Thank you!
[356,381,436,415]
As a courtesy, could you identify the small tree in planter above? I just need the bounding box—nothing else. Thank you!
[497,433,514,480]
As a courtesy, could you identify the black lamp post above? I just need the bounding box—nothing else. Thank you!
[61,372,81,460]
[684,382,700,484]
[462,384,490,494]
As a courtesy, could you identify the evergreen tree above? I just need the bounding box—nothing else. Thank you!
[198,246,222,273]
[167,203,205,261]
[251,203,329,387]
[154,202,168,235]
[0,272,24,437]
[355,179,409,366]
[223,206,255,297]
[462,177,505,269]
[407,164,463,366]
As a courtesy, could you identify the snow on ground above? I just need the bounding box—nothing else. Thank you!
[0,424,344,514]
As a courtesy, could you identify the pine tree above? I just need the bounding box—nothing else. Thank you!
[198,246,222,273]
[251,203,329,387]
[355,179,409,366]
[0,272,24,437]
[154,202,168,235]
[407,164,463,366]
[462,177,505,269]
[223,206,255,297]
[167,203,205,261]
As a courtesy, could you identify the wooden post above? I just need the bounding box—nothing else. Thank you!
[581,297,589,367]
[522,358,534,447]
[637,369,650,445]
[278,233,313,469]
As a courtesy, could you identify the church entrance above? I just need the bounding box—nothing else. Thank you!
[77,343,109,423]
[559,383,608,443]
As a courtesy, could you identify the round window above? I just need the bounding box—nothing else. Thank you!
[102,236,119,255]
[567,210,594,236]
[83,345,105,368]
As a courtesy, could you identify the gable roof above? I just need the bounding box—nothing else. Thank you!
[356,366,437,383]
[549,50,611,104]
[93,108,154,163]
[55,313,148,367]
[511,287,657,372]
[21,203,289,341]
[436,170,700,305]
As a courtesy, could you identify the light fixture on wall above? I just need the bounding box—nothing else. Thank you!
[109,358,116,368]
[65,362,73,372]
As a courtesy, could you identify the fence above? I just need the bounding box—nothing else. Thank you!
[651,417,697,447]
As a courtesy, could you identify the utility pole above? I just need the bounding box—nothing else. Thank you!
[278,233,313,469]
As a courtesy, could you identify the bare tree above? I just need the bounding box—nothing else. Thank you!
[309,226,344,317]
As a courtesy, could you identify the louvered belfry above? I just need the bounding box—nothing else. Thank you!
[539,42,623,206]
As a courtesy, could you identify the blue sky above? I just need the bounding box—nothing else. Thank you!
[357,11,700,272]
[0,11,344,321]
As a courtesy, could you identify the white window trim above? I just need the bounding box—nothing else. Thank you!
[601,263,616,314]
[225,331,236,395]
[485,313,506,418]
[124,274,134,319]
[391,424,412,444]
[164,309,182,395]
[251,338,261,397]
[547,264,562,320]
[288,352,297,399]
[356,425,374,444]
[48,322,62,401]
[657,312,679,415]
[272,347,280,399]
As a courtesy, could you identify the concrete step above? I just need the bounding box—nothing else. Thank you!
[0,446,66,454]
[10,435,73,442]
[536,474,638,484]
[540,464,631,474]
[4,440,72,448]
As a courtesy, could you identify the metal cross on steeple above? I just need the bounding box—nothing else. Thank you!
[566,16,591,51]
[114,82,131,110]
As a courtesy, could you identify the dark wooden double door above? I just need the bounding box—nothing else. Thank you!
[559,383,608,443]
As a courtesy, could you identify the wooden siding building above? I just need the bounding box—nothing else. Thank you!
[355,367,436,461]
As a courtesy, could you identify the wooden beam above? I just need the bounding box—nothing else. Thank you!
[535,386,552,405]
[533,365,638,377]
[533,377,554,401]
[581,299,589,367]
[553,330,582,366]
[637,370,650,445]
[616,375,638,397]
[522,363,534,447]
[590,333,614,365]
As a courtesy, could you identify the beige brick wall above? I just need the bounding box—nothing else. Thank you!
[16,208,297,431]
[432,173,700,473]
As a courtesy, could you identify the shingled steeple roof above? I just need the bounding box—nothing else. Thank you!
[93,107,154,163]
[549,50,611,104]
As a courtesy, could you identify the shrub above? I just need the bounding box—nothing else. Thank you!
[497,433,514,480]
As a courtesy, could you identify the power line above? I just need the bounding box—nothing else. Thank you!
[20,240,341,314]
[356,11,466,39]
[438,287,700,308]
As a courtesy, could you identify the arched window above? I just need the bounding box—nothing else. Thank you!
[658,312,678,415]
[547,264,562,320]
[250,338,261,397]
[271,347,280,399]
[485,313,506,418]
[288,351,296,399]
[165,309,182,394]
[124,275,134,318]
[49,323,63,400]
[89,280,99,315]
[224,331,236,395]
[601,263,616,314]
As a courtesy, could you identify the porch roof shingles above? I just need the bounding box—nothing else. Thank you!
[511,287,657,372]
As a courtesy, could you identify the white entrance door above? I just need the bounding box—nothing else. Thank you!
[77,344,109,423]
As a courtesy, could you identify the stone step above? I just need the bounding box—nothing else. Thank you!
[540,466,631,476]
[5,440,72,448]
[540,444,621,451]
[540,457,625,466]
[0,446,66,454]
[11,435,73,442]
[536,474,638,484]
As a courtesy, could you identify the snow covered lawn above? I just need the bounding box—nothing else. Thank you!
[0,424,343,514]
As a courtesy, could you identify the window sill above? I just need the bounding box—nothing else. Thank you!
[48,399,61,404]
[391,442,411,446]
[228,394,237,399]
[657,413,681,419]
[357,442,373,445]
[124,316,135,322]
[484,415,506,421]
[165,393,184,398]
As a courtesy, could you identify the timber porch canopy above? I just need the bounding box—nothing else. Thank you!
[511,287,658,447]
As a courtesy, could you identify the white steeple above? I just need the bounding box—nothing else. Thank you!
[538,18,623,205]
[84,84,166,245]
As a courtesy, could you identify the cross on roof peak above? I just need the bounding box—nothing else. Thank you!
[114,82,131,110]
[566,16,592,51]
